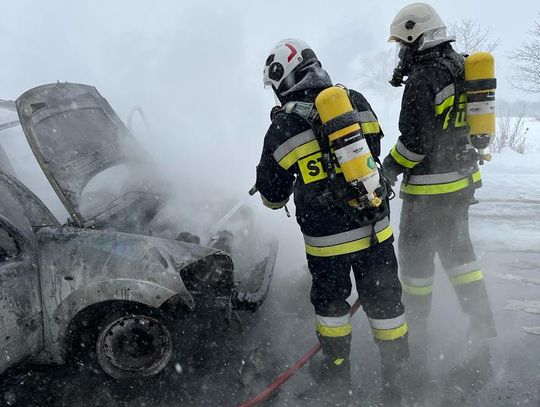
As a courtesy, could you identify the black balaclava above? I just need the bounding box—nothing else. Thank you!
[275,61,333,104]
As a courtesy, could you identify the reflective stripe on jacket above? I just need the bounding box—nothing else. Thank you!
[384,44,482,197]
[304,217,393,257]
[256,87,389,244]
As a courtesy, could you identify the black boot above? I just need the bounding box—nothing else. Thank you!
[377,334,410,405]
[456,280,497,341]
[467,315,497,341]
[307,356,352,405]
[402,291,432,327]
[309,356,351,385]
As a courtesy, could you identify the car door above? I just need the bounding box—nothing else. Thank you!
[0,181,43,374]
[16,83,166,233]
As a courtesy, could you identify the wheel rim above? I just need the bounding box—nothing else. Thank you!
[96,313,173,379]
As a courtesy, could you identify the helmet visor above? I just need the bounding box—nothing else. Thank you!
[417,27,455,51]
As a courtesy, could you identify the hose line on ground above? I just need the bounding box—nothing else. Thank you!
[236,298,361,407]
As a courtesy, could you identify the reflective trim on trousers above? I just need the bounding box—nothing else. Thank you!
[401,170,481,195]
[400,275,434,296]
[451,270,484,286]
[446,260,480,279]
[316,314,351,327]
[372,322,409,341]
[368,314,406,330]
[446,260,484,286]
[316,314,352,338]
[304,218,392,257]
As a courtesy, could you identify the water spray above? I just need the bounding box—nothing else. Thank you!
[204,186,290,246]
[203,194,251,245]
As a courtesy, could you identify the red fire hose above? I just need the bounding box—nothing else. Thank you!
[237,298,361,407]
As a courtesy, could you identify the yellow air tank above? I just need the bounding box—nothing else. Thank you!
[465,52,496,162]
[315,86,381,207]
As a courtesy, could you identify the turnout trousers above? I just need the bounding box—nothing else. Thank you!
[307,239,409,373]
[398,190,496,337]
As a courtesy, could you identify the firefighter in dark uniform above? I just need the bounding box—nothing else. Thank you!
[383,3,496,344]
[256,38,409,399]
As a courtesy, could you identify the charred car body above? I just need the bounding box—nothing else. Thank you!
[0,83,276,379]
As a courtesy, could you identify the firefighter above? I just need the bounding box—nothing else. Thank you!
[256,38,409,400]
[383,3,496,346]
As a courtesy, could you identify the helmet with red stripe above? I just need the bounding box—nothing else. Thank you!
[263,39,319,92]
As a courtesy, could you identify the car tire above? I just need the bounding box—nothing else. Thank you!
[94,305,175,380]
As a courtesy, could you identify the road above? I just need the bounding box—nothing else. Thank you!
[1,196,539,407]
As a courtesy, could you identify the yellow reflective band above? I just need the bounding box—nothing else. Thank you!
[298,152,327,184]
[372,323,409,341]
[333,358,345,366]
[401,171,481,195]
[316,323,353,338]
[298,152,343,184]
[306,226,393,257]
[435,95,454,115]
[390,145,419,169]
[278,140,320,170]
[401,282,433,296]
[361,121,381,135]
[328,123,361,142]
[451,270,484,286]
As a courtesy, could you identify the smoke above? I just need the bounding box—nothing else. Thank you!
[1,3,537,405]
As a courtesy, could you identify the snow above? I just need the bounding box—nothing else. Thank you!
[1,92,540,407]
[504,300,540,315]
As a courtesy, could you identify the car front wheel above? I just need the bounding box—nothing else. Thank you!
[95,308,174,379]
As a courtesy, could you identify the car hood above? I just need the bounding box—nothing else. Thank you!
[0,144,16,177]
[16,83,166,232]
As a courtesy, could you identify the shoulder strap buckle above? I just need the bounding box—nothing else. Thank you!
[283,101,318,123]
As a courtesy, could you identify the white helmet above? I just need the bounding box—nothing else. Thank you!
[263,38,318,90]
[389,3,454,51]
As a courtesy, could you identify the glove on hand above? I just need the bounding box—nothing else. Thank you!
[382,156,400,186]
[270,106,282,121]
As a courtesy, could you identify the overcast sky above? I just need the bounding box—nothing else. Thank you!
[1,0,538,100]
[1,0,538,188]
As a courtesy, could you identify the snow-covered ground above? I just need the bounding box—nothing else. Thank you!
[472,118,540,337]
[1,114,539,406]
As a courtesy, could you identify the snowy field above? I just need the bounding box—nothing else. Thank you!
[1,116,539,407]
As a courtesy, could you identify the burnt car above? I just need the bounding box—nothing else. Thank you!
[0,83,276,379]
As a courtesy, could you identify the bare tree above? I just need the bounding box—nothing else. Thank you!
[354,49,401,116]
[510,19,540,93]
[491,104,528,154]
[449,19,499,54]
